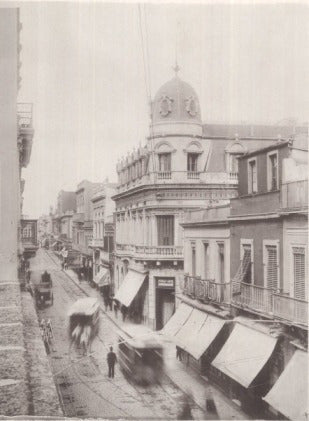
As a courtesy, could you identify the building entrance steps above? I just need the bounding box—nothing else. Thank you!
[52,254,248,420]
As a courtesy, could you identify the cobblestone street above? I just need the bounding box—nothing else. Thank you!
[30,248,208,419]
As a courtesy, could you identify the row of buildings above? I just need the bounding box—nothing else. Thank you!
[41,71,308,420]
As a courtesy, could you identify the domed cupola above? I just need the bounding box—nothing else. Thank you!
[151,67,202,136]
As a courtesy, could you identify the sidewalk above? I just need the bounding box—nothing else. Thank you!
[61,263,247,420]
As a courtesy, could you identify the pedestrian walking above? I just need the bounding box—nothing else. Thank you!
[178,396,193,420]
[107,346,117,378]
[176,345,182,361]
[46,319,55,351]
[114,301,119,318]
[40,319,50,354]
[120,305,127,322]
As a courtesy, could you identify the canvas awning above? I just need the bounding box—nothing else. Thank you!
[185,314,225,360]
[93,267,109,287]
[211,323,277,388]
[114,270,146,307]
[162,303,193,337]
[162,304,225,360]
[175,308,207,350]
[263,350,308,421]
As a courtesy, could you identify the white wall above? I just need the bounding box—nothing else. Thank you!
[0,9,19,281]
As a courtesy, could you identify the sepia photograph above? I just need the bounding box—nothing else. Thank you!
[0,0,308,419]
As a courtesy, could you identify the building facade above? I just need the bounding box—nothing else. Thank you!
[72,180,102,280]
[113,71,279,330]
[90,183,117,301]
[177,134,308,420]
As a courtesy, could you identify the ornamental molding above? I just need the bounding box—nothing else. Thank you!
[159,95,174,117]
[185,96,199,117]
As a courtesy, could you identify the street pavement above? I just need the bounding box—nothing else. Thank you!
[30,248,210,419]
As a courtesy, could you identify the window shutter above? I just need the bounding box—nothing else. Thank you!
[266,245,278,290]
[293,248,305,300]
[157,215,174,246]
[242,247,252,283]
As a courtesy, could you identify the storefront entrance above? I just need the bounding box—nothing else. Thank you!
[155,278,175,330]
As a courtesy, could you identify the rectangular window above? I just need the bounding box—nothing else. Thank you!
[203,242,209,279]
[157,215,174,246]
[158,153,171,172]
[293,247,305,300]
[265,244,279,290]
[248,159,257,194]
[242,244,252,283]
[268,152,278,191]
[187,153,198,172]
[218,243,225,283]
[191,244,196,276]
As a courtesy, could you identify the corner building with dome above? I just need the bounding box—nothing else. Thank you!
[112,71,292,330]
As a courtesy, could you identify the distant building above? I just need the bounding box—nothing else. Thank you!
[72,180,103,280]
[90,183,117,300]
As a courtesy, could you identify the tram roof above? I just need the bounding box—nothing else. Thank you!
[117,324,162,349]
[68,297,100,317]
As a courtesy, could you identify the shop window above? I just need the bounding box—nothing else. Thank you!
[248,158,257,194]
[157,215,174,246]
[267,152,278,191]
[158,153,171,172]
[293,247,306,300]
[187,153,198,172]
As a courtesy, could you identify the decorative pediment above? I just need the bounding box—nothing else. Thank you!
[183,140,203,154]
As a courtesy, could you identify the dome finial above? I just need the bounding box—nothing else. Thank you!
[173,61,180,76]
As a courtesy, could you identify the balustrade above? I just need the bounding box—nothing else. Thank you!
[183,275,229,304]
[273,294,308,326]
[232,283,274,314]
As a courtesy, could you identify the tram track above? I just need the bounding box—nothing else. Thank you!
[43,250,175,419]
[41,249,205,419]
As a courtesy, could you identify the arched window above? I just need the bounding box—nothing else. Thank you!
[225,142,246,174]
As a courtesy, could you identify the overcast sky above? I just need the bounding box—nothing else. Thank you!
[13,1,309,217]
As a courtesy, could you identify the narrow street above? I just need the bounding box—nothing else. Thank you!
[29,248,208,419]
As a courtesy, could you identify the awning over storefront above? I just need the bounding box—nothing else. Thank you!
[263,350,308,421]
[212,323,277,388]
[162,303,193,337]
[114,270,146,307]
[162,304,225,360]
[175,308,206,349]
[93,267,109,287]
[185,314,225,360]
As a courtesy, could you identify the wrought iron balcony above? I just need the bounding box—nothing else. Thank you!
[232,282,274,315]
[232,282,308,327]
[182,274,230,304]
[273,293,308,326]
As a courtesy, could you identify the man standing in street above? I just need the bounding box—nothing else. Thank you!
[107,346,117,378]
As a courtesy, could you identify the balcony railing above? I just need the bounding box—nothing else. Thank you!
[115,243,183,259]
[280,180,308,211]
[232,283,308,327]
[183,275,230,304]
[232,282,274,315]
[273,294,308,326]
[157,171,171,179]
[187,171,200,179]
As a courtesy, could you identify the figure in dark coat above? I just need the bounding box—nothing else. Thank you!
[107,346,117,378]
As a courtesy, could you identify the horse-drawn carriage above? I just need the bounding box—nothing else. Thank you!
[68,297,100,355]
[32,271,54,307]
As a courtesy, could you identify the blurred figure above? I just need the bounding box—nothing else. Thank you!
[178,395,193,420]
[176,346,182,361]
[107,346,117,378]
